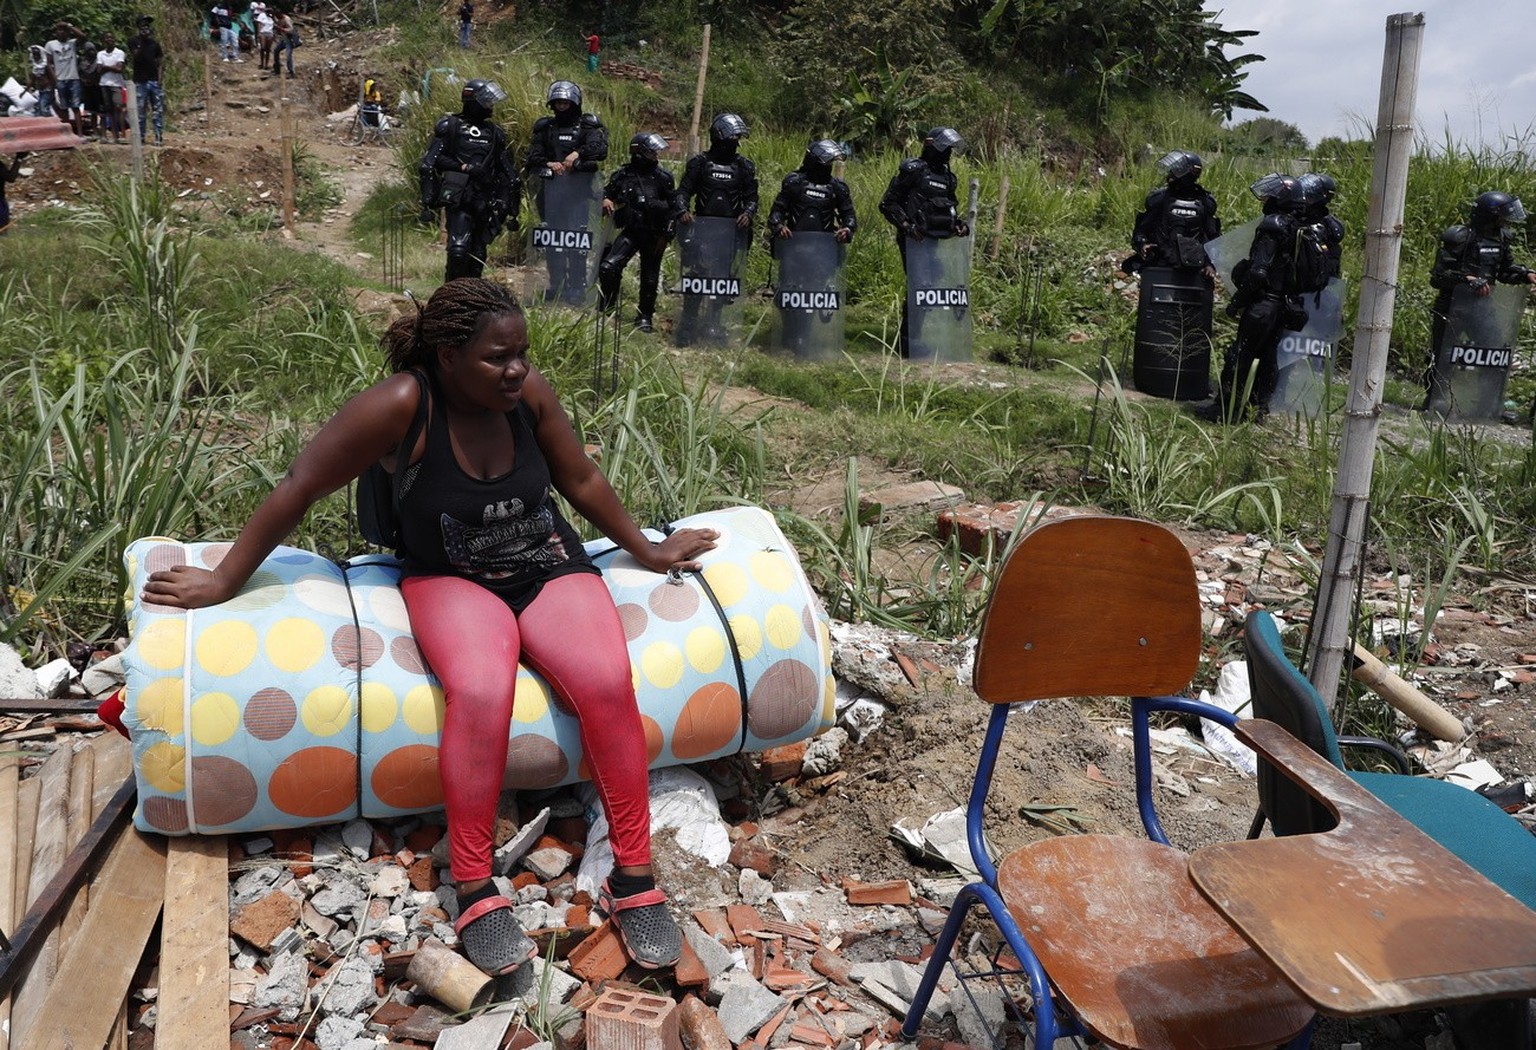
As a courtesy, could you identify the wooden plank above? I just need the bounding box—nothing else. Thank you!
[87,732,133,821]
[156,835,230,1049]
[22,825,167,1050]
[0,756,18,1050]
[58,746,95,956]
[8,745,71,1045]
[10,774,38,921]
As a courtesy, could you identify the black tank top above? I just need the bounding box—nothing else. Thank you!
[396,370,596,611]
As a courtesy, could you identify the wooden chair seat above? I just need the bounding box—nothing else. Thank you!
[998,834,1314,1050]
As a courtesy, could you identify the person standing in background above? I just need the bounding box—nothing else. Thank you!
[253,2,275,70]
[210,2,238,62]
[583,31,600,74]
[97,32,127,144]
[458,0,474,49]
[44,21,87,134]
[131,16,165,146]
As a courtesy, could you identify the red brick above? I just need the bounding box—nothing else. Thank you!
[726,904,764,944]
[282,836,314,879]
[567,920,628,982]
[756,1003,793,1045]
[504,1025,541,1050]
[789,1023,835,1047]
[843,878,912,906]
[691,908,733,944]
[408,855,438,891]
[811,947,852,986]
[549,814,590,845]
[512,871,542,890]
[586,988,681,1050]
[677,995,731,1050]
[672,939,709,989]
[758,741,807,782]
[565,904,590,930]
[370,827,394,858]
[728,838,778,877]
[405,824,444,853]
[371,1001,415,1026]
[231,890,301,952]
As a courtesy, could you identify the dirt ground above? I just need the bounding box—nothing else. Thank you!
[10,33,1536,1049]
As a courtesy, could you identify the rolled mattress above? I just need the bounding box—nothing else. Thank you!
[120,505,834,835]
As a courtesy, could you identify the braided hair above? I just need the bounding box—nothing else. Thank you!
[381,278,523,373]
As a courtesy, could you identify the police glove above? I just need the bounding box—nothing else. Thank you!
[903,222,924,242]
[955,220,970,238]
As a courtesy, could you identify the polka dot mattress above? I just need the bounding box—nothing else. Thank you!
[120,505,835,835]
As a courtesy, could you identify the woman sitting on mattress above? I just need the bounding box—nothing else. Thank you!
[142,277,716,976]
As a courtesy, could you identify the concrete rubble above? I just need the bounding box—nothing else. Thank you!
[4,503,1536,1049]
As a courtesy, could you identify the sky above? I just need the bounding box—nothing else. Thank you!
[1202,1,1536,150]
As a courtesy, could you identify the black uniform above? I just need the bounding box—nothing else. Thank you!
[418,101,519,282]
[1129,182,1220,273]
[766,167,856,243]
[598,148,682,324]
[675,134,758,343]
[521,98,607,302]
[1216,182,1330,417]
[879,138,967,357]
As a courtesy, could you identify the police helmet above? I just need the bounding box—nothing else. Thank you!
[806,139,845,166]
[709,113,750,143]
[1299,172,1337,204]
[546,80,582,108]
[1250,172,1303,207]
[461,79,507,113]
[1156,149,1203,183]
[629,132,668,160]
[926,127,965,154]
[1471,190,1527,228]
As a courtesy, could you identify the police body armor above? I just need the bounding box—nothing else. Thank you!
[774,231,846,361]
[695,157,750,218]
[1154,194,1214,270]
[424,116,503,211]
[904,233,972,362]
[1427,282,1526,422]
[1270,277,1345,418]
[777,174,840,232]
[911,165,959,237]
[611,167,675,232]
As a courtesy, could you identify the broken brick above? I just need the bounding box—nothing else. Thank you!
[726,904,764,944]
[231,890,302,952]
[587,988,681,1050]
[565,904,590,929]
[758,741,807,782]
[567,920,629,982]
[843,879,912,906]
[810,948,852,987]
[511,870,542,890]
[678,995,732,1050]
[672,939,710,989]
[405,824,444,853]
[728,838,778,877]
[692,908,733,944]
[408,855,437,891]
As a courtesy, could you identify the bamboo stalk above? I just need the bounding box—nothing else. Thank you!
[688,24,711,157]
[988,175,1010,261]
[1305,12,1425,709]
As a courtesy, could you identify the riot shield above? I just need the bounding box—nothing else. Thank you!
[1427,283,1527,422]
[773,231,846,360]
[1132,266,1213,400]
[905,233,972,362]
[675,215,749,347]
[1270,277,1345,417]
[1205,218,1260,296]
[526,171,605,306]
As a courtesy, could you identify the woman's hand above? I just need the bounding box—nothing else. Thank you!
[141,565,237,610]
[635,527,719,574]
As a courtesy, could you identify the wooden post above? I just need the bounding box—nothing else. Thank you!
[988,175,1010,261]
[203,53,212,125]
[125,80,143,182]
[1305,13,1425,709]
[281,95,296,235]
[688,23,711,156]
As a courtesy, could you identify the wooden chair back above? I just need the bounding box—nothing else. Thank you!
[974,516,1201,705]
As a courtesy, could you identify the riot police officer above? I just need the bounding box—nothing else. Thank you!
[598,132,682,332]
[1127,150,1219,277]
[767,139,856,245]
[879,127,970,357]
[1425,191,1536,405]
[524,80,609,300]
[1298,172,1345,280]
[418,79,520,282]
[675,113,759,344]
[1210,173,1329,422]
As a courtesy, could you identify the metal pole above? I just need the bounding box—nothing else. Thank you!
[1305,12,1425,709]
[125,79,143,182]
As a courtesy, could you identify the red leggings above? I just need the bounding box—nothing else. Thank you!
[400,572,652,882]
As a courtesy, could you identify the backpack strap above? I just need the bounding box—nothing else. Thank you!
[391,369,430,519]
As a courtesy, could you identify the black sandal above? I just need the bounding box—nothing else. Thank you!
[454,894,536,976]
